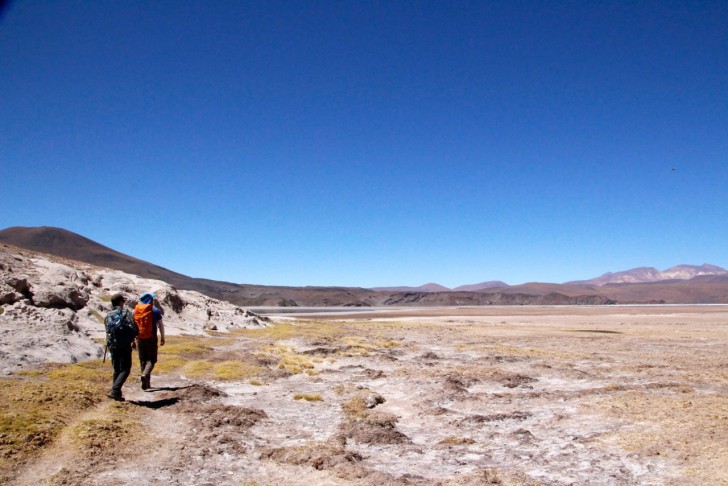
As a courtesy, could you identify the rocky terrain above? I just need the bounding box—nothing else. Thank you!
[0,242,269,375]
[1,305,726,485]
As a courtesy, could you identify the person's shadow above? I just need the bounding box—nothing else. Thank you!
[145,385,192,392]
[128,385,193,409]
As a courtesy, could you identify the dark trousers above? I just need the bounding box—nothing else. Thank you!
[110,345,133,395]
[137,337,159,379]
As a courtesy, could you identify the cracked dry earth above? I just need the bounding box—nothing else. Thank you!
[9,306,728,485]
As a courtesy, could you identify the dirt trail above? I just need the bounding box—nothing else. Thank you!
[8,307,728,485]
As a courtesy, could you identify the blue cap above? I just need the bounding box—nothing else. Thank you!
[140,292,156,304]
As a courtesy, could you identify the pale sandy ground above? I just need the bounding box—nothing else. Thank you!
[11,305,728,485]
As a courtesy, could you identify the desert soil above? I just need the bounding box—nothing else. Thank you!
[7,305,728,485]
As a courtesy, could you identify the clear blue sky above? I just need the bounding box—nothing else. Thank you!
[2,1,726,287]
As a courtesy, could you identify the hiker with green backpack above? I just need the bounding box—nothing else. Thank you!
[104,293,139,401]
[133,292,165,390]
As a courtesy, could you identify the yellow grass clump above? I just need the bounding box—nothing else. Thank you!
[234,320,347,341]
[159,338,213,359]
[212,360,261,381]
[258,343,318,375]
[293,393,323,402]
[153,357,187,374]
[438,436,476,446]
[182,360,215,377]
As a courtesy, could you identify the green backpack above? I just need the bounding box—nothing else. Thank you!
[105,308,136,350]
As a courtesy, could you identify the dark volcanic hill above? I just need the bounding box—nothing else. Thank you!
[370,283,451,292]
[453,281,509,291]
[2,226,727,305]
[0,226,192,286]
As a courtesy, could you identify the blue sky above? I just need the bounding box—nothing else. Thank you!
[2,1,727,287]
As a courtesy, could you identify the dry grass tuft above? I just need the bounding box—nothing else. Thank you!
[159,338,213,359]
[293,393,323,402]
[70,407,140,457]
[212,360,262,381]
[0,362,108,482]
[438,436,476,446]
[182,359,214,377]
[154,356,187,373]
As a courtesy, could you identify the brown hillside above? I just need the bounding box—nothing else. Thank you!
[3,226,727,305]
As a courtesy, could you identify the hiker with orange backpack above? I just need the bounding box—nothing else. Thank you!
[133,292,165,390]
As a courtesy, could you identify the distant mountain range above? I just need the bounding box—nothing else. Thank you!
[2,226,728,306]
[380,264,728,291]
[372,281,509,292]
[567,264,728,285]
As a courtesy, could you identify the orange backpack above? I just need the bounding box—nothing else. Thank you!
[133,303,155,339]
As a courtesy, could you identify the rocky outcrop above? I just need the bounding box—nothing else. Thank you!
[0,243,269,374]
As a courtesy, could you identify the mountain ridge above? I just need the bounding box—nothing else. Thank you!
[566,264,728,286]
[2,226,728,305]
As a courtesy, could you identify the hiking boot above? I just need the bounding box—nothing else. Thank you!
[141,375,149,390]
[107,391,124,401]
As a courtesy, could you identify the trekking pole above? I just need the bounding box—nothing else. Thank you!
[103,344,108,363]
